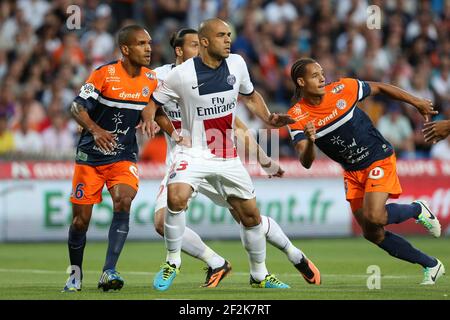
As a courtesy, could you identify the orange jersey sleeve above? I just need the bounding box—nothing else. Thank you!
[75,66,106,110]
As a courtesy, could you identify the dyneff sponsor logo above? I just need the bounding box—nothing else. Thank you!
[119,91,141,99]
[197,97,236,117]
[318,109,338,126]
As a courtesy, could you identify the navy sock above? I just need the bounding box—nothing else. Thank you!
[378,231,436,268]
[386,202,421,225]
[68,225,87,279]
[103,212,130,271]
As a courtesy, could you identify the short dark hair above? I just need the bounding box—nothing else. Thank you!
[169,28,198,49]
[117,24,145,46]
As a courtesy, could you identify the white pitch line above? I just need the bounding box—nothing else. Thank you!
[0,268,416,279]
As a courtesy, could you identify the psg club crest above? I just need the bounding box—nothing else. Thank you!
[336,99,347,110]
[142,86,149,97]
[227,74,236,86]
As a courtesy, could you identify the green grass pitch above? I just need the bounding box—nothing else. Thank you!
[0,237,448,300]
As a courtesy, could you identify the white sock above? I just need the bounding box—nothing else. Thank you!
[240,222,268,281]
[182,227,225,269]
[164,207,185,268]
[261,215,304,265]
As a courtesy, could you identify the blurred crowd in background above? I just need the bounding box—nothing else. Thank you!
[0,0,449,162]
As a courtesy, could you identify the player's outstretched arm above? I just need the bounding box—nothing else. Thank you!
[294,121,316,169]
[423,120,450,143]
[240,90,295,127]
[367,81,438,122]
[234,117,284,178]
[70,101,116,152]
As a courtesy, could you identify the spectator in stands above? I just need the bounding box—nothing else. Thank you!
[80,5,114,68]
[430,55,450,105]
[52,32,85,70]
[430,135,450,160]
[0,113,14,155]
[187,0,218,29]
[140,131,167,163]
[264,0,298,24]
[377,102,415,159]
[13,115,43,155]
[41,111,74,157]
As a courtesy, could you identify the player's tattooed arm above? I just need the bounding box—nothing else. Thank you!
[234,117,284,178]
[367,81,438,122]
[295,121,316,169]
[70,101,116,152]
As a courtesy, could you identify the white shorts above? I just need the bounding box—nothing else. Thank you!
[154,173,233,213]
[161,153,255,209]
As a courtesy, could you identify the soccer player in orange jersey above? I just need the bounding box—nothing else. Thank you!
[287,58,445,285]
[62,25,158,292]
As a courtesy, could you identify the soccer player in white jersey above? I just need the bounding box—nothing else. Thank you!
[144,18,301,291]
[152,28,321,288]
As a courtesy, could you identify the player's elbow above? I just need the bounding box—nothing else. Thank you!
[367,81,382,95]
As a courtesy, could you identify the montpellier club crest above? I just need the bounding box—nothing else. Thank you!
[336,99,347,110]
[142,86,149,97]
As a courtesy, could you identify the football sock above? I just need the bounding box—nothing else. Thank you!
[68,224,87,279]
[386,202,421,224]
[377,231,437,268]
[182,227,225,269]
[103,212,129,271]
[240,222,268,282]
[164,207,185,268]
[261,215,304,265]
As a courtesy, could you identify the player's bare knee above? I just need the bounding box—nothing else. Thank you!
[363,208,387,226]
[363,228,385,244]
[167,193,188,212]
[113,196,133,212]
[239,214,261,228]
[72,216,89,231]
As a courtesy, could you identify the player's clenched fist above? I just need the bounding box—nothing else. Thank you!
[304,121,316,142]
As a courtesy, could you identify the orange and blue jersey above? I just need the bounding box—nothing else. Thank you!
[288,78,393,171]
[73,60,157,166]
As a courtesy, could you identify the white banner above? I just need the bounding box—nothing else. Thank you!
[0,179,351,241]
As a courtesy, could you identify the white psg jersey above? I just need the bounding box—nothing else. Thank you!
[154,63,182,166]
[152,54,254,159]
